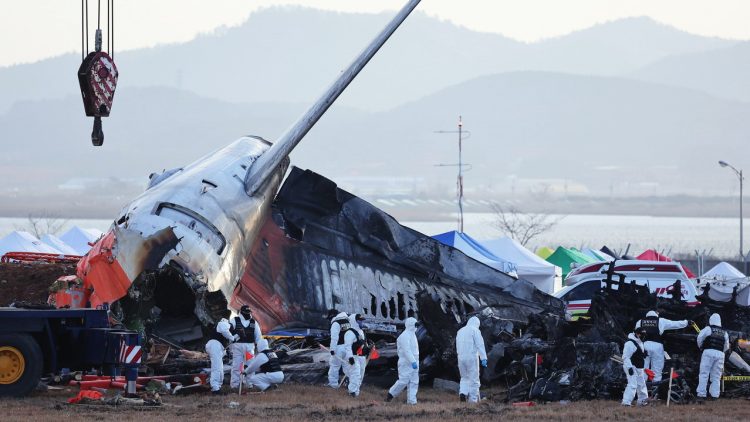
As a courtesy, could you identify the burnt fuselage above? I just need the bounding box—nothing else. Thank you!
[231,168,563,335]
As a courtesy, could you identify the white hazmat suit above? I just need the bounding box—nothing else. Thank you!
[342,327,362,396]
[205,318,234,392]
[696,313,729,399]
[244,339,284,391]
[229,314,263,389]
[635,310,688,382]
[388,317,420,404]
[621,332,648,406]
[456,316,487,403]
[327,311,350,388]
[349,314,368,382]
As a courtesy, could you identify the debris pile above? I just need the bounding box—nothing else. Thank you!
[417,264,750,403]
[0,262,76,305]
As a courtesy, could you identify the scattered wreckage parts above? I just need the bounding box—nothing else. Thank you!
[413,265,750,404]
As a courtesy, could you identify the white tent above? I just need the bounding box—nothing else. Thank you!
[480,237,563,294]
[701,262,745,281]
[40,233,80,255]
[0,231,63,257]
[60,226,103,255]
[697,262,750,306]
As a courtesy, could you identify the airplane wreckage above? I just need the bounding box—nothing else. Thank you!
[70,0,560,342]
[52,0,750,401]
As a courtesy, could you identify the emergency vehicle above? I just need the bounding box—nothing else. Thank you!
[555,260,699,319]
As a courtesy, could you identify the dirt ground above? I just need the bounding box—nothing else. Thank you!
[2,384,749,422]
[0,262,75,306]
[2,264,749,420]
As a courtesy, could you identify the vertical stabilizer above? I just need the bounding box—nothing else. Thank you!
[244,0,421,196]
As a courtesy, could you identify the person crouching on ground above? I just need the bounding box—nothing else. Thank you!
[243,338,284,391]
[622,326,649,406]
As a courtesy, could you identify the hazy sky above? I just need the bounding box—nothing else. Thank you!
[1,0,749,67]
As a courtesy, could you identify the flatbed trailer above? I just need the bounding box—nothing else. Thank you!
[0,306,140,397]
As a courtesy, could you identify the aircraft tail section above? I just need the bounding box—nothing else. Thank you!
[244,0,421,196]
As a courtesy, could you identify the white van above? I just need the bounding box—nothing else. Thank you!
[555,260,699,319]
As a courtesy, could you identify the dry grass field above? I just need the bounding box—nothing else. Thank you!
[3,383,749,422]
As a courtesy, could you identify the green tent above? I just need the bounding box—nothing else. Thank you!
[545,246,597,279]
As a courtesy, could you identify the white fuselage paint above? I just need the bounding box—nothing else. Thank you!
[111,137,286,304]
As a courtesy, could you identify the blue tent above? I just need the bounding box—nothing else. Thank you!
[433,231,517,275]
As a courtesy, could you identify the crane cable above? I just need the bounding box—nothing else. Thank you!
[81,0,114,58]
[79,0,117,146]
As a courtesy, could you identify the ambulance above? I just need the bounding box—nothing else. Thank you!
[554,260,699,319]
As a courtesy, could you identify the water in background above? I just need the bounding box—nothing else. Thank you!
[403,213,749,259]
[0,214,746,259]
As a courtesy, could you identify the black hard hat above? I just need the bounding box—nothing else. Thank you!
[326,309,339,320]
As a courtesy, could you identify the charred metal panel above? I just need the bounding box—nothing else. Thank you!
[231,167,563,333]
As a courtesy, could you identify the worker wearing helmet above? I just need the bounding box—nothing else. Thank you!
[385,317,420,404]
[621,326,648,406]
[696,313,729,401]
[456,316,487,403]
[205,309,235,394]
[635,310,688,382]
[229,305,263,390]
[243,338,284,391]
[327,309,350,388]
[342,320,362,397]
[348,313,369,383]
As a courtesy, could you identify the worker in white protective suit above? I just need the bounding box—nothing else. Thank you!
[205,311,235,394]
[349,313,369,382]
[327,309,351,388]
[342,320,363,397]
[456,316,488,403]
[635,310,688,382]
[696,313,729,401]
[243,339,284,391]
[229,305,263,390]
[385,317,420,405]
[621,327,648,406]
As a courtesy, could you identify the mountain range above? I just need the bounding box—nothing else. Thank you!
[0,7,747,211]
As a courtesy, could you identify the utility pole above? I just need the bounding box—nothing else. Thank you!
[435,116,471,232]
